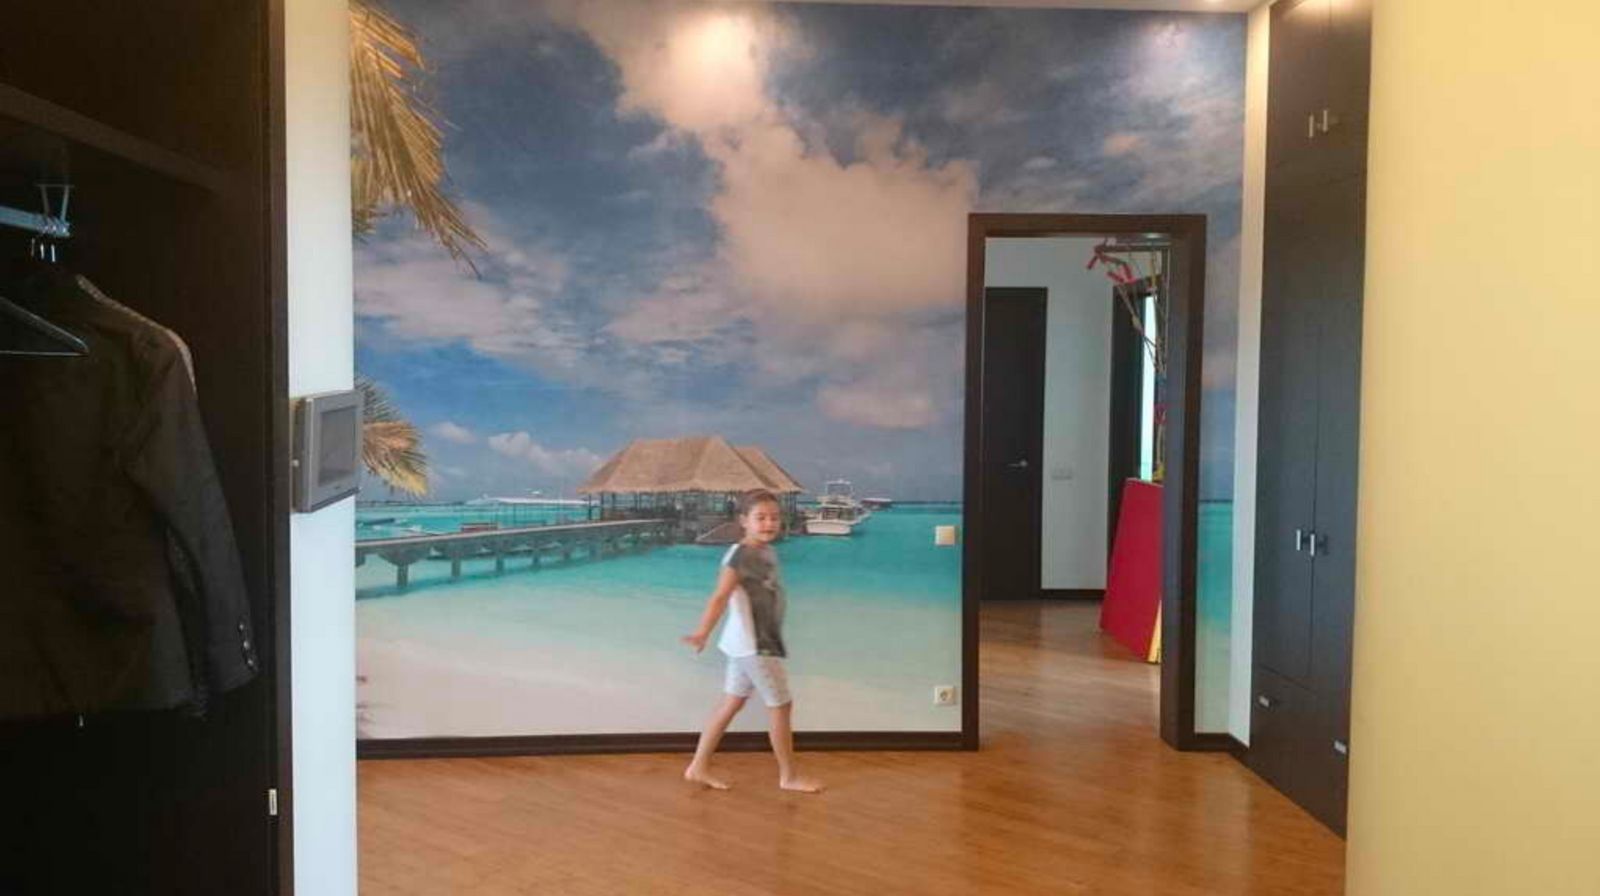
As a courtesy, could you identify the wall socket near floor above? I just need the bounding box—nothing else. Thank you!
[933,685,958,706]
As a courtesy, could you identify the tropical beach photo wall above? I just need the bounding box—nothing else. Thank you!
[353,0,1245,740]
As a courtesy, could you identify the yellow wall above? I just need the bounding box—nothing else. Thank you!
[1349,2,1600,894]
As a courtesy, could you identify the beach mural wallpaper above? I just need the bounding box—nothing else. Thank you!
[354,0,1245,739]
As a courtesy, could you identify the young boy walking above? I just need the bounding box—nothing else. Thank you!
[681,489,822,793]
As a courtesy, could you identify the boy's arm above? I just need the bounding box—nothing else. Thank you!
[683,566,740,653]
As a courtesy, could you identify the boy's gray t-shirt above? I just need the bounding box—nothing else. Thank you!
[719,543,787,658]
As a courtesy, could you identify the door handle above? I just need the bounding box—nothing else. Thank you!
[1007,459,1029,470]
[1295,528,1307,552]
[1320,108,1337,133]
[1310,533,1328,557]
[1257,694,1277,709]
[1308,113,1317,139]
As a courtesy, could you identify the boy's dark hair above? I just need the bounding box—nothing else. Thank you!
[737,489,781,516]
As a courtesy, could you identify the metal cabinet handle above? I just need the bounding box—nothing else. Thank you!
[1308,113,1318,139]
[1311,533,1328,557]
[1007,458,1029,470]
[1257,694,1276,709]
[1320,108,1336,133]
[1333,739,1349,756]
[1295,528,1307,552]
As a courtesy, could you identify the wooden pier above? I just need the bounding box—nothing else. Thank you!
[356,519,676,591]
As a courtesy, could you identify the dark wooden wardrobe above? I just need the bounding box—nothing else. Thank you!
[1250,0,1370,835]
[0,2,289,893]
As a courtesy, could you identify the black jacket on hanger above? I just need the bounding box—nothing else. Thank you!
[0,272,257,719]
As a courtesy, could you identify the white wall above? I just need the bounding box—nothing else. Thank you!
[286,0,356,892]
[985,238,1114,591]
[1228,1,1271,745]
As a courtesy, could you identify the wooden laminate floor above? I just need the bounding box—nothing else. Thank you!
[358,601,1346,895]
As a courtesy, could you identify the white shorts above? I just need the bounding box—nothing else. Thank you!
[724,655,792,707]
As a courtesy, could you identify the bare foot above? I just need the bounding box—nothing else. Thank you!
[684,766,731,790]
[779,776,824,794]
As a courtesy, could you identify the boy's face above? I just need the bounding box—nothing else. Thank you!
[742,501,782,543]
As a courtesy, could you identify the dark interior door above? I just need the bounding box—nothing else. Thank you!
[979,287,1047,600]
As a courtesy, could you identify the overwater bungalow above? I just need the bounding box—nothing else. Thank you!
[577,436,804,540]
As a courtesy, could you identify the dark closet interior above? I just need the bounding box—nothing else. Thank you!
[0,2,287,893]
[1250,0,1370,836]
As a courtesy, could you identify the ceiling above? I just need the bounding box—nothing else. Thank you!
[766,0,1258,13]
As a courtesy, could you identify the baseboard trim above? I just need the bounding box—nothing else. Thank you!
[1040,588,1105,600]
[1186,733,1247,754]
[358,730,967,760]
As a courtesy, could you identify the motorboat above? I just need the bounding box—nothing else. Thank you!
[804,480,872,536]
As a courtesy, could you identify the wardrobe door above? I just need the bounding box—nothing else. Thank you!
[1265,0,1329,184]
[1322,0,1373,182]
[1306,175,1367,834]
[1254,181,1323,687]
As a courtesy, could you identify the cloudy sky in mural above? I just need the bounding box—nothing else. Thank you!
[356,0,1245,502]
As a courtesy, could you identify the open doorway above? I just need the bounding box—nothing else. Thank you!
[962,214,1220,751]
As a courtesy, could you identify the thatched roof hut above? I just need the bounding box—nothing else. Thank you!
[579,436,802,496]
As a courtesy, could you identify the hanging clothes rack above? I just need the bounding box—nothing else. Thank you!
[0,182,86,355]
[0,183,72,240]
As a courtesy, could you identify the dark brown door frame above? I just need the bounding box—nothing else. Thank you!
[963,213,1214,751]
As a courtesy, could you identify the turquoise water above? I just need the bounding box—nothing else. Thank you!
[1195,500,1234,733]
[355,503,963,601]
[354,501,1234,738]
[355,504,966,738]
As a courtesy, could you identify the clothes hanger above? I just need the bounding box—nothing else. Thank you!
[0,287,89,357]
[0,184,88,358]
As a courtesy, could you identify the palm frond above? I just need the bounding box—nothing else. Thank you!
[357,376,430,497]
[350,0,485,270]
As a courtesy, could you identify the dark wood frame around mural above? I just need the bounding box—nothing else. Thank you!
[964,213,1215,751]
[360,731,964,760]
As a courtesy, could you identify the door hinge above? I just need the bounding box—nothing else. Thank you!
[267,788,279,817]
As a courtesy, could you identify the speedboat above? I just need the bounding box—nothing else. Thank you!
[804,480,872,536]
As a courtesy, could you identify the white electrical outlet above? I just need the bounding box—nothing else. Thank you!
[933,685,958,706]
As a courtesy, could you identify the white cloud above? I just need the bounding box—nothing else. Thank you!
[817,381,938,430]
[811,321,962,429]
[626,131,686,162]
[607,270,736,345]
[937,80,1026,128]
[550,1,978,430]
[430,421,479,444]
[1102,132,1143,157]
[487,431,606,480]
[707,115,977,325]
[355,206,590,372]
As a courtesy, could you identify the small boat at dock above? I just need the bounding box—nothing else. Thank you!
[804,480,872,536]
